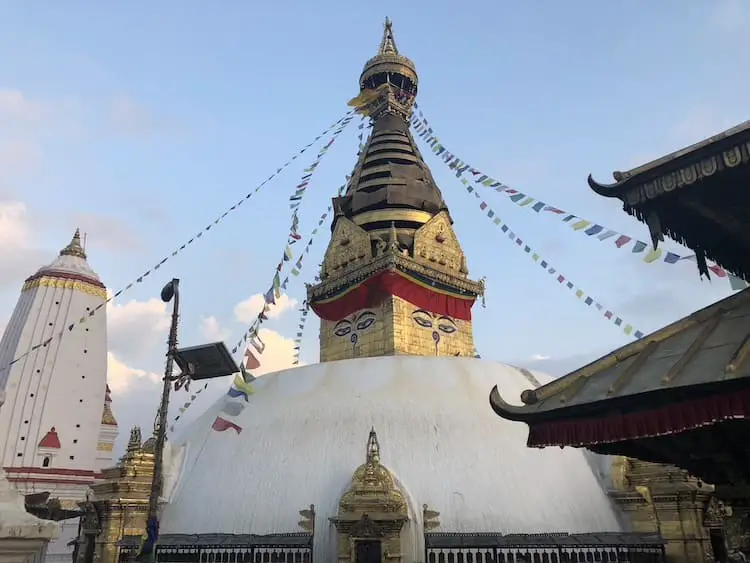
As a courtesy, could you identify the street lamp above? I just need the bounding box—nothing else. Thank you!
[138,279,239,562]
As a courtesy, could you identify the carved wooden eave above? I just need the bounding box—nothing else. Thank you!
[308,250,484,304]
[586,120,750,280]
[587,120,750,205]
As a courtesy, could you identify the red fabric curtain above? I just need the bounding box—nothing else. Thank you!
[311,270,475,321]
[527,385,750,448]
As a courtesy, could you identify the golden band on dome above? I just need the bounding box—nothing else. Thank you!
[353,209,433,226]
[22,276,107,300]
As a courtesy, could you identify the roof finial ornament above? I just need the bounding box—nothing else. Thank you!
[59,228,87,259]
[379,17,398,55]
[366,427,380,464]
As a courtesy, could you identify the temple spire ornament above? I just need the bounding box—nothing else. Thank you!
[379,17,398,55]
[60,227,87,259]
[366,427,380,465]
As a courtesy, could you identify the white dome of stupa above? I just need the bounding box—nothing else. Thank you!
[161,356,626,563]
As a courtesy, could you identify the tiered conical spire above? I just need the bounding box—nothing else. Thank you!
[379,17,398,54]
[335,19,447,233]
[59,228,87,259]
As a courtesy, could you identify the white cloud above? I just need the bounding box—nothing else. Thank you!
[234,293,298,324]
[250,328,302,376]
[107,352,160,393]
[107,297,171,363]
[199,315,230,342]
[0,201,50,288]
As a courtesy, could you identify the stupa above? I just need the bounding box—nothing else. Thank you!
[150,19,665,563]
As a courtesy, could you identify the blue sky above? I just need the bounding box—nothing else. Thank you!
[1,1,748,445]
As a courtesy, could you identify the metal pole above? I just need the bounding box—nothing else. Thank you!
[147,279,180,521]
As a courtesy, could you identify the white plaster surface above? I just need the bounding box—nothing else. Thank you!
[0,269,109,470]
[162,356,626,563]
[0,470,59,558]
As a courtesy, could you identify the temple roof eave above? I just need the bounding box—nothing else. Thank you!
[491,287,750,426]
[587,119,750,202]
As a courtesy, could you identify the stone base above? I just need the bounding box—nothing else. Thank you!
[0,469,59,563]
[0,538,51,563]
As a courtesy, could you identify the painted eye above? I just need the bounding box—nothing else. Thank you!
[438,323,456,334]
[356,317,375,331]
[414,317,433,328]
[334,325,352,337]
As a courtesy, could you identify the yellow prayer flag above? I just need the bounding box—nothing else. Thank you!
[643,248,663,263]
[519,197,534,207]
[347,83,389,109]
[635,485,652,504]
[575,289,584,298]
[571,220,591,231]
[624,325,633,335]
[532,253,540,261]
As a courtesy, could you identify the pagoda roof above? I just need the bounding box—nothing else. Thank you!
[334,112,448,230]
[586,120,750,280]
[490,289,750,472]
[587,120,750,200]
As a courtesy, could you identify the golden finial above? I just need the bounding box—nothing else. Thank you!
[126,426,142,455]
[59,228,87,259]
[379,17,398,55]
[366,427,380,464]
[389,221,400,252]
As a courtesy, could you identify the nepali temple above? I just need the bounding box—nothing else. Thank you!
[117,19,672,563]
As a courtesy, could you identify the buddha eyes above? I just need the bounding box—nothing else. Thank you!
[413,316,433,328]
[333,314,376,337]
[438,323,456,334]
[412,313,457,334]
[356,317,375,330]
[334,325,352,337]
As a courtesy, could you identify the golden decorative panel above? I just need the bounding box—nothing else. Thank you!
[320,300,394,362]
[22,276,107,300]
[413,211,468,276]
[319,295,475,361]
[331,429,408,563]
[392,296,474,357]
[97,442,114,452]
[321,217,372,280]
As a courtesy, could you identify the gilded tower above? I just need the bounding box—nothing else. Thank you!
[307,19,484,362]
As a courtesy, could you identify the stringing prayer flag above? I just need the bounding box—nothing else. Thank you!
[211,416,242,434]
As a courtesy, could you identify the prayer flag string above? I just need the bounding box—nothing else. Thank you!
[228,113,355,379]
[171,117,366,430]
[460,178,645,340]
[409,105,747,292]
[0,111,355,379]
[291,118,371,364]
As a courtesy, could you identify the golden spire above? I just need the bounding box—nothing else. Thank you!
[366,427,380,465]
[379,17,398,54]
[59,228,87,259]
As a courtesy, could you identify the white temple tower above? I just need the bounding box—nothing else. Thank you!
[0,228,117,497]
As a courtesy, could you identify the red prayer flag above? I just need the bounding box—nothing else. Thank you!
[211,416,242,434]
[244,348,261,370]
[615,235,631,248]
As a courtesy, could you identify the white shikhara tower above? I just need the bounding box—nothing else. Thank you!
[0,229,117,500]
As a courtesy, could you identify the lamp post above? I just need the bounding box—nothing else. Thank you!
[137,279,240,562]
